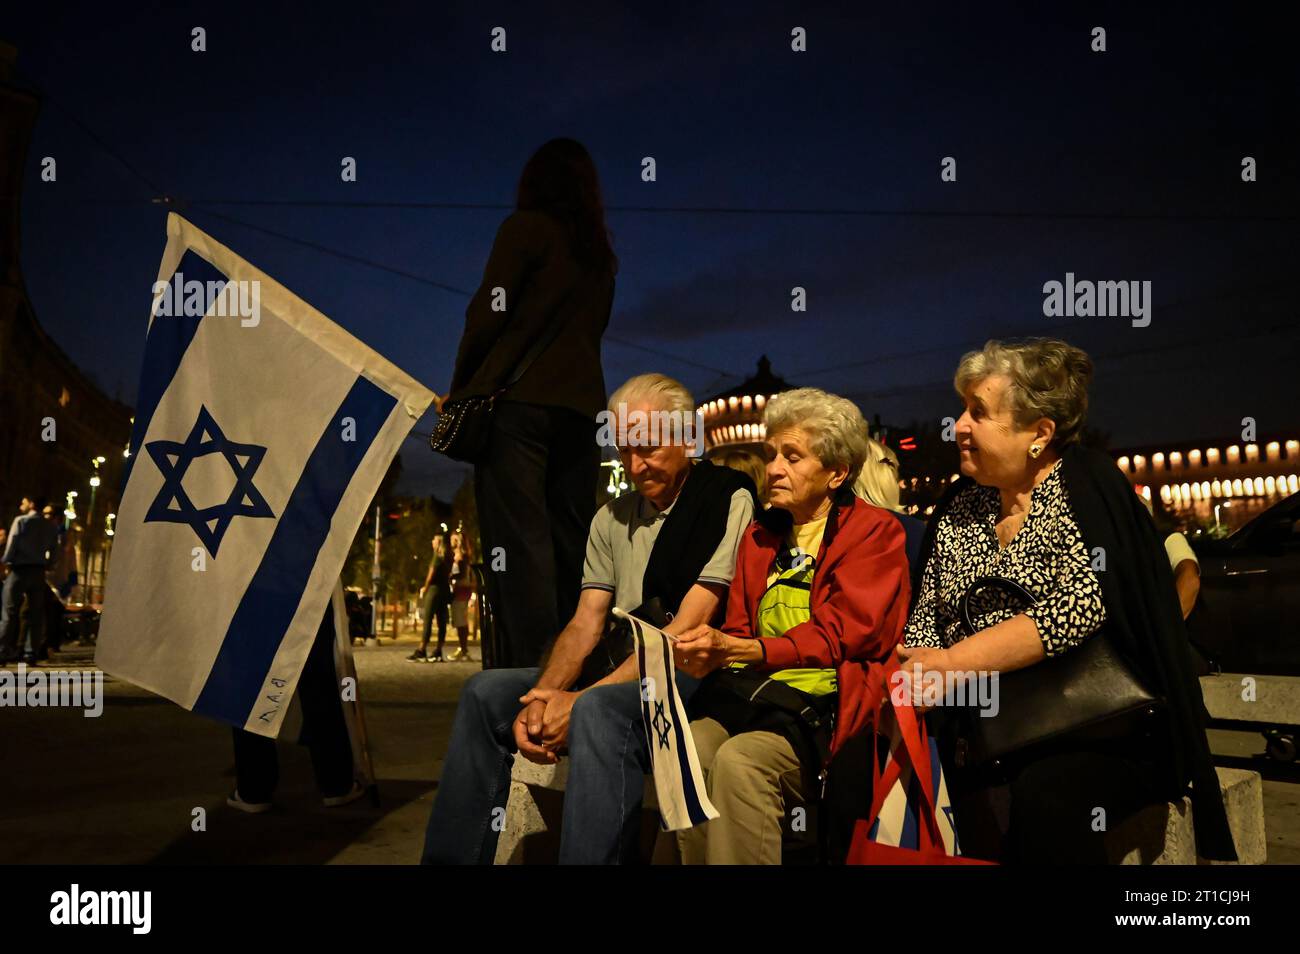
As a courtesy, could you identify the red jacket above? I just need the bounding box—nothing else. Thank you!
[721,493,911,757]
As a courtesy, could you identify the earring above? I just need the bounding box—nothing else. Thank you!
[1029,444,1043,459]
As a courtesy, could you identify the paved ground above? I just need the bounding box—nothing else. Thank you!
[0,638,475,865]
[1,640,1297,864]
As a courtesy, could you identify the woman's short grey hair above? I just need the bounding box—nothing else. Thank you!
[953,339,1094,448]
[607,373,694,417]
[854,437,902,511]
[764,387,870,486]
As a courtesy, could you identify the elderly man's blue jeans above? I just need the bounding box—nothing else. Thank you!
[421,665,697,864]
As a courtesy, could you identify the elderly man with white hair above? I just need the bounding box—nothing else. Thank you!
[422,373,756,864]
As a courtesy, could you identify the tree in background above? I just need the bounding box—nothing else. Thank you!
[341,453,451,614]
[450,474,480,559]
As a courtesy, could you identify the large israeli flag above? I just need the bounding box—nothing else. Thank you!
[97,213,434,738]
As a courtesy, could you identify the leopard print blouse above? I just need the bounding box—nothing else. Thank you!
[903,460,1105,656]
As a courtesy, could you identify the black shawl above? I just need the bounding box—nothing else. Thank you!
[915,446,1237,861]
[641,460,758,622]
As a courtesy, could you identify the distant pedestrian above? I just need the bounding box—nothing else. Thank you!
[0,496,60,664]
[42,504,77,600]
[446,531,474,661]
[411,535,450,662]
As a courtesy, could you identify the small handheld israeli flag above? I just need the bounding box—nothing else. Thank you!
[97,213,434,738]
[617,608,718,830]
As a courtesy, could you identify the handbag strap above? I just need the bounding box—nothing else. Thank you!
[959,575,1039,637]
[865,660,946,851]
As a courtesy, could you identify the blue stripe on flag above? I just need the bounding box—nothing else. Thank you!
[928,735,942,791]
[660,634,710,826]
[124,251,226,487]
[193,375,397,727]
[901,771,919,850]
[929,734,959,855]
[638,636,656,770]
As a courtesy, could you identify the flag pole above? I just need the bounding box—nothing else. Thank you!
[332,584,380,806]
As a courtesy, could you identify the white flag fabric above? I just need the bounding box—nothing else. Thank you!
[620,610,718,831]
[97,213,433,738]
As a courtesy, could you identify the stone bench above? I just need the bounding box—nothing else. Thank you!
[498,758,1266,865]
[1200,672,1300,727]
[494,757,663,864]
[1108,766,1266,864]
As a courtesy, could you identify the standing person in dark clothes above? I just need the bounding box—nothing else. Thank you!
[227,600,362,813]
[437,138,617,669]
[412,534,451,662]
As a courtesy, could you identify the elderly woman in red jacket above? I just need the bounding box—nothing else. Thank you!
[672,388,911,864]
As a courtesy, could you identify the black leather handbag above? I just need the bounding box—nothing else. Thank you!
[430,297,575,463]
[427,393,497,463]
[952,576,1162,771]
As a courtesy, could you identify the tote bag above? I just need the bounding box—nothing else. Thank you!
[846,663,994,865]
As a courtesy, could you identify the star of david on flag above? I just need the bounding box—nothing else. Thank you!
[651,700,673,749]
[619,608,718,831]
[97,213,434,739]
[143,405,274,556]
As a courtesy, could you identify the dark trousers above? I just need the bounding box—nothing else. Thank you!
[474,401,598,669]
[231,609,355,803]
[944,734,1166,864]
[0,566,47,661]
[420,585,449,655]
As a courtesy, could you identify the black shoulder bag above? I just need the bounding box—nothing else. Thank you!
[429,300,575,463]
[952,576,1162,772]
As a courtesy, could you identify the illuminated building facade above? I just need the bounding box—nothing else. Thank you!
[699,355,791,457]
[1113,437,1300,534]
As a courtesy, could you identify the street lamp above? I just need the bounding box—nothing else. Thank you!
[82,457,106,606]
[1214,500,1232,532]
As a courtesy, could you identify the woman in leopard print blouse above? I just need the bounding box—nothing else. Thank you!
[904,458,1105,657]
[900,339,1169,864]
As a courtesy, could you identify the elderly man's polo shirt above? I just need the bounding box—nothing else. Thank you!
[581,485,754,612]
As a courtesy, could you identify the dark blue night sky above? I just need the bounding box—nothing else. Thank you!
[8,2,1299,498]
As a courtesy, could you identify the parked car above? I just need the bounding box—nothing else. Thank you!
[1187,492,1300,762]
[1187,490,1300,676]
